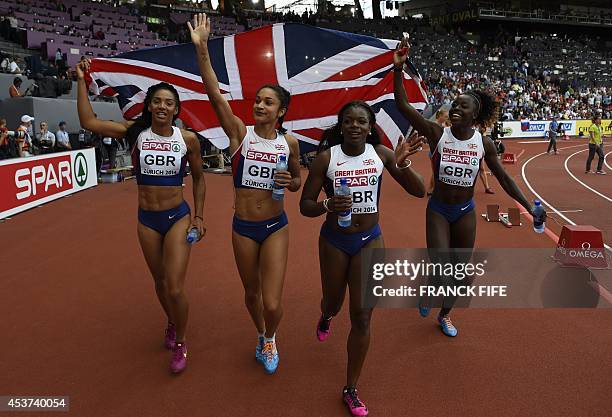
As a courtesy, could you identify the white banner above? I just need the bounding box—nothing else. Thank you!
[501,120,577,138]
[0,148,97,219]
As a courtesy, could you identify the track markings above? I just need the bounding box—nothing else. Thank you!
[564,149,612,203]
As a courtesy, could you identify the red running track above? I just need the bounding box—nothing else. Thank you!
[1,142,610,417]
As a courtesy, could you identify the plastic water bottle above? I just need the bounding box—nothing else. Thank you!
[272,154,288,201]
[336,177,352,228]
[186,227,200,244]
[532,200,545,233]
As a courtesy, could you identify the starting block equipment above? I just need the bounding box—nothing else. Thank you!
[482,204,522,227]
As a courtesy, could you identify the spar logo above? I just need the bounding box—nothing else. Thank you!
[15,155,73,200]
[246,150,278,163]
[142,142,171,151]
[74,152,88,187]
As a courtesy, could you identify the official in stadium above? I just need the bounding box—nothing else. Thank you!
[189,13,301,375]
[585,115,606,174]
[393,37,541,337]
[300,101,425,417]
[75,59,206,374]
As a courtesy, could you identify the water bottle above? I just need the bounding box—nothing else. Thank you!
[336,177,352,228]
[532,200,545,233]
[272,154,288,201]
[186,227,200,244]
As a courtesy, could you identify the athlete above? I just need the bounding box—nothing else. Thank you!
[76,60,206,373]
[300,101,425,416]
[189,13,301,374]
[393,37,540,337]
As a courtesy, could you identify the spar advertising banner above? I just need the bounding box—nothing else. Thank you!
[0,148,97,219]
[501,120,577,138]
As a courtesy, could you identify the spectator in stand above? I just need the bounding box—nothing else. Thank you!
[0,118,11,159]
[37,121,56,154]
[585,115,605,175]
[8,57,22,74]
[56,121,72,151]
[55,48,63,66]
[9,77,25,97]
[17,115,34,157]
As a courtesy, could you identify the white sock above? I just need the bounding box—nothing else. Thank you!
[264,334,276,344]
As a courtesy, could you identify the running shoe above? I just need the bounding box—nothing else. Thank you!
[596,170,607,175]
[255,335,264,362]
[316,315,333,342]
[585,170,593,174]
[170,342,187,373]
[164,322,176,350]
[261,341,279,374]
[418,306,431,317]
[438,315,458,337]
[342,386,368,416]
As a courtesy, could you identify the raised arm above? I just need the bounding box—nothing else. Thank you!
[483,136,533,214]
[393,38,442,147]
[188,13,246,150]
[76,59,130,139]
[183,130,207,241]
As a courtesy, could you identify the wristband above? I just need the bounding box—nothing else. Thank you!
[322,198,332,213]
[396,160,412,169]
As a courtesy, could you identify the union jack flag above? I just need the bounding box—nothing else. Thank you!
[88,23,428,153]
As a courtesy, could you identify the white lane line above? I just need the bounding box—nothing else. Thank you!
[521,144,611,251]
[564,149,612,203]
[605,151,612,172]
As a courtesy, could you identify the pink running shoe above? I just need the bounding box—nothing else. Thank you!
[316,315,333,342]
[342,386,368,416]
[170,342,187,374]
[164,322,176,350]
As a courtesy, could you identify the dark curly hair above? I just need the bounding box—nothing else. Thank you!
[126,82,181,148]
[464,90,499,129]
[257,84,291,134]
[317,101,381,154]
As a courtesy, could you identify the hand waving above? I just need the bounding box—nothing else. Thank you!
[395,131,424,167]
[188,13,211,46]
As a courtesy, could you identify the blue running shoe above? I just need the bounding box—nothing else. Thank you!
[418,306,430,318]
[255,336,264,362]
[438,315,458,337]
[262,341,279,374]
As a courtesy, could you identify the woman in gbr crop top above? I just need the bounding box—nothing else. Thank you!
[300,101,425,416]
[76,59,206,374]
[393,37,540,337]
[190,13,301,374]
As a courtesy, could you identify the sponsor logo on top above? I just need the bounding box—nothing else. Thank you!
[246,150,278,163]
[142,142,171,151]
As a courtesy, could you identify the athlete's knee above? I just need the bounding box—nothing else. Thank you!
[167,284,185,301]
[263,298,282,316]
[244,291,261,308]
[349,310,372,333]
